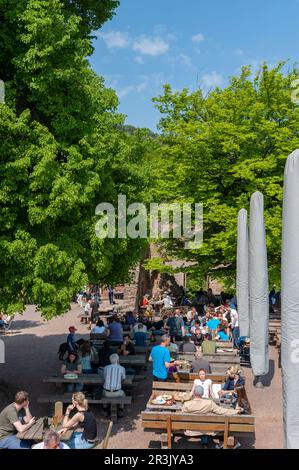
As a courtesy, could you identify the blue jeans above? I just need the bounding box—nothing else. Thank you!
[66,383,83,392]
[0,435,32,449]
[65,432,94,449]
[232,327,240,347]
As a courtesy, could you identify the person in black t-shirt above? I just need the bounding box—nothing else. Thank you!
[119,335,136,356]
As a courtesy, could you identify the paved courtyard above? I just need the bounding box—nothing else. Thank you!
[0,304,283,449]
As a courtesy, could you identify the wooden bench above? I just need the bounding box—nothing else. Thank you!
[141,411,255,449]
[78,314,90,324]
[37,395,132,422]
[169,372,226,384]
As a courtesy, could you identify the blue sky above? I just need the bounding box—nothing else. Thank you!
[90,0,299,131]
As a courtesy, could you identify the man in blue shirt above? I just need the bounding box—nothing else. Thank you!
[149,335,179,381]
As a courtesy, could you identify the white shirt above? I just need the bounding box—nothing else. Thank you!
[133,324,147,334]
[231,308,239,328]
[193,378,213,399]
[91,325,106,334]
[164,296,173,308]
[104,363,126,391]
[33,442,70,449]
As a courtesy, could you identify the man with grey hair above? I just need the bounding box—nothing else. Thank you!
[191,350,212,373]
[102,353,126,417]
[149,334,180,381]
[182,385,243,448]
[33,430,69,449]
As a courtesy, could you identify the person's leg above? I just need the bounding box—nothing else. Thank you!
[66,383,75,393]
[65,432,94,449]
[74,383,84,392]
[0,435,32,449]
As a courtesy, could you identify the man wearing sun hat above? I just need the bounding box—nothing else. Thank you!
[67,326,78,353]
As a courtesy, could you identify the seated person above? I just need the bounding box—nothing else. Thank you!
[59,392,97,449]
[219,366,245,404]
[182,385,243,445]
[78,341,96,373]
[167,341,179,360]
[191,369,214,399]
[91,319,107,336]
[190,321,202,345]
[134,324,147,347]
[61,353,83,392]
[0,314,8,330]
[0,391,36,449]
[119,335,136,356]
[151,317,166,337]
[133,322,147,334]
[33,429,70,449]
[179,335,197,353]
[125,311,138,327]
[201,333,216,355]
[97,341,111,377]
[215,325,229,341]
[191,351,212,373]
[102,354,126,417]
[107,315,123,345]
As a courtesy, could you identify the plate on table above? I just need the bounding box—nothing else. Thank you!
[151,397,166,405]
[64,373,78,380]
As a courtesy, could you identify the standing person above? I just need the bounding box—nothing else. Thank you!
[89,297,99,324]
[0,391,36,449]
[108,285,114,305]
[149,335,180,381]
[67,326,78,353]
[60,392,97,449]
[166,309,185,342]
[102,354,126,417]
[230,306,239,348]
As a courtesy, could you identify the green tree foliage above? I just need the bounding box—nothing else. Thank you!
[152,64,299,289]
[0,0,152,318]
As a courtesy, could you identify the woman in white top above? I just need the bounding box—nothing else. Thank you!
[191,369,214,399]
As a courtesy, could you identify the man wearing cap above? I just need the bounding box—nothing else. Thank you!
[67,326,78,353]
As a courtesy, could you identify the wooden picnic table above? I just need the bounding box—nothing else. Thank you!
[178,353,240,363]
[145,391,233,412]
[16,417,73,441]
[43,374,134,386]
[119,355,147,366]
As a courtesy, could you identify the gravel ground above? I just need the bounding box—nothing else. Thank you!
[0,304,283,449]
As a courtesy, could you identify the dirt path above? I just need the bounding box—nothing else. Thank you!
[0,304,283,449]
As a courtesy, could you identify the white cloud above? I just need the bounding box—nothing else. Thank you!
[192,33,205,44]
[234,48,245,56]
[132,36,169,56]
[178,54,192,67]
[201,71,223,90]
[98,30,130,49]
[117,78,149,99]
[135,56,145,64]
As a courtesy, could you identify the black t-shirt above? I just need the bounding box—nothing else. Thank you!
[82,409,97,441]
[153,320,164,330]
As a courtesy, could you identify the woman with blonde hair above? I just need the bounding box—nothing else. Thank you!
[219,366,245,404]
[59,392,97,449]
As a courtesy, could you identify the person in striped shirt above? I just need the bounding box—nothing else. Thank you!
[102,354,126,417]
